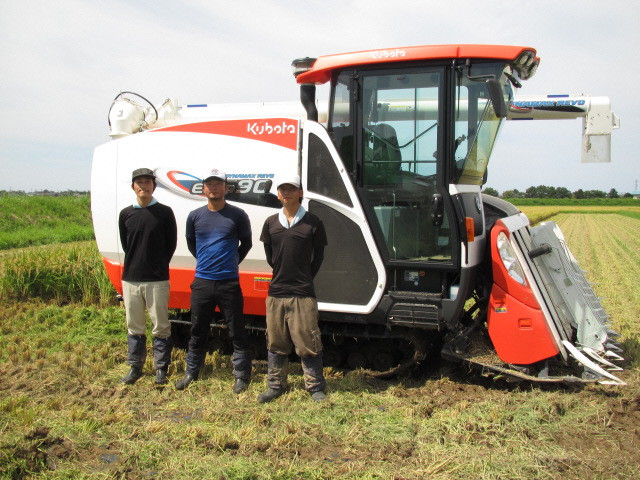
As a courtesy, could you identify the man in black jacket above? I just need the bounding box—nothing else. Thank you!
[258,174,327,402]
[118,168,177,385]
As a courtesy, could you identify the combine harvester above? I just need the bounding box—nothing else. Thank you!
[92,45,624,385]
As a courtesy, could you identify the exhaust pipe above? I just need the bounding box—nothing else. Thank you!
[291,57,319,122]
[300,83,318,122]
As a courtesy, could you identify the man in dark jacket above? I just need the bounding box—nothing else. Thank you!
[258,174,327,402]
[118,168,177,385]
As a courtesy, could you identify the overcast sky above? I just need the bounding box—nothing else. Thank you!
[0,0,637,194]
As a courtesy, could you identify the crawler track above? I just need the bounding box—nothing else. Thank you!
[170,314,435,377]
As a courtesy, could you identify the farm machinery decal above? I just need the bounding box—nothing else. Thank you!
[155,168,278,205]
[152,118,298,150]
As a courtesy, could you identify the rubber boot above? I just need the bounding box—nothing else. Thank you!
[257,351,289,403]
[175,372,198,390]
[232,348,252,393]
[121,366,142,385]
[301,353,326,399]
[233,378,249,394]
[127,334,147,369]
[257,387,285,403]
[185,346,206,378]
[153,336,173,371]
[155,368,168,385]
[179,343,202,391]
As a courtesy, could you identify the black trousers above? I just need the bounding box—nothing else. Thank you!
[186,277,251,379]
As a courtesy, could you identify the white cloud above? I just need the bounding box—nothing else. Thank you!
[0,0,638,192]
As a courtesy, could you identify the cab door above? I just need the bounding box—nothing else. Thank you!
[300,120,386,314]
[355,68,455,267]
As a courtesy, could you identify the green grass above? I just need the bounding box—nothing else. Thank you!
[619,210,640,221]
[0,195,93,249]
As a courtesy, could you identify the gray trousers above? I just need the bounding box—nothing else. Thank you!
[265,297,325,392]
[266,296,322,356]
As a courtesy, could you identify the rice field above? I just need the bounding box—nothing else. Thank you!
[519,204,640,226]
[0,204,639,479]
[554,213,640,365]
[0,241,115,306]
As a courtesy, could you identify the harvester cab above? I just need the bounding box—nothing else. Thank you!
[93,44,623,386]
[290,45,623,384]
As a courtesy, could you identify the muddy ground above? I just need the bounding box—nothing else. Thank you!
[2,360,639,479]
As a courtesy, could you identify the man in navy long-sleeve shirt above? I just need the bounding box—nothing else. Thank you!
[176,168,253,392]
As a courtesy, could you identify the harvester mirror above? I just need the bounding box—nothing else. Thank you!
[486,78,507,118]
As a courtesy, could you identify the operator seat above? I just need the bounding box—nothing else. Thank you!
[364,123,402,185]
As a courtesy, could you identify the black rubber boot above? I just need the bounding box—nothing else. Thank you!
[310,391,327,402]
[233,378,249,394]
[301,353,327,394]
[121,366,143,385]
[175,372,197,390]
[257,388,285,403]
[155,368,168,385]
[266,351,289,391]
[257,352,289,403]
[232,348,252,388]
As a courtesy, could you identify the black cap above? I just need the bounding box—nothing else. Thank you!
[132,168,156,181]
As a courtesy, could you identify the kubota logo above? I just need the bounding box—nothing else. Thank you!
[247,121,296,136]
[370,49,406,60]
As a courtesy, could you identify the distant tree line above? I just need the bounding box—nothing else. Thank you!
[0,190,89,197]
[1,187,634,200]
[482,186,632,199]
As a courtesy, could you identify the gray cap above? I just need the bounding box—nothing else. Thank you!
[132,168,155,181]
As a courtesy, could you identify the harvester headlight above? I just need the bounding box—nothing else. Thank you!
[291,57,317,77]
[516,50,535,67]
[496,232,526,286]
